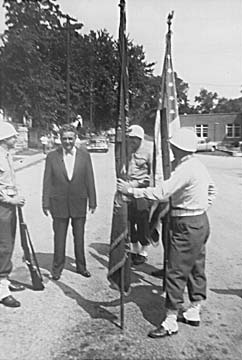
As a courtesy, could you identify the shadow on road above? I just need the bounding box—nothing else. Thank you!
[89,246,166,326]
[210,288,242,299]
[45,276,120,327]
[34,252,80,273]
[27,249,165,327]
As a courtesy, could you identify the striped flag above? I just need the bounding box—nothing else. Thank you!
[107,0,131,294]
[149,12,180,246]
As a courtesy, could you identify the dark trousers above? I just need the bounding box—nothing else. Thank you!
[0,203,17,279]
[128,198,150,247]
[52,217,86,276]
[165,213,210,311]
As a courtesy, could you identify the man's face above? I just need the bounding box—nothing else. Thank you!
[5,135,17,149]
[61,131,76,152]
[128,136,141,154]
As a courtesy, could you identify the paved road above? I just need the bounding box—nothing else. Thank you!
[1,146,242,360]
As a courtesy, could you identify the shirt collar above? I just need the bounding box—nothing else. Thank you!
[63,146,76,156]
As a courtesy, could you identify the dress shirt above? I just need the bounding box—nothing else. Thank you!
[0,146,17,203]
[63,147,76,180]
[133,154,217,216]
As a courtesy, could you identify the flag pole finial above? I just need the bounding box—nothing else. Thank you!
[167,11,174,32]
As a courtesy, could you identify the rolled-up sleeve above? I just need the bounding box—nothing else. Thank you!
[133,164,188,201]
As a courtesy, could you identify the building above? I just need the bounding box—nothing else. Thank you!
[180,113,242,145]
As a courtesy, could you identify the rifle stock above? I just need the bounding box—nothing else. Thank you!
[18,207,44,291]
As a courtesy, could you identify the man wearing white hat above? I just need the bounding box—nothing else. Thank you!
[124,124,152,265]
[0,122,26,308]
[118,128,217,338]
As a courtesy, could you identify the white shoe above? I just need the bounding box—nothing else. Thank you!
[183,303,201,327]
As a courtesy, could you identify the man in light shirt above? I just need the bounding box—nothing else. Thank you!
[0,122,26,308]
[126,125,152,265]
[42,124,97,280]
[117,128,217,338]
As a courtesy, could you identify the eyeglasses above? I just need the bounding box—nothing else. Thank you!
[62,137,75,141]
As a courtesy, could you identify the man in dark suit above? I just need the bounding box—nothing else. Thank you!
[42,124,97,280]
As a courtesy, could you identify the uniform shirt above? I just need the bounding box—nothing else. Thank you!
[0,146,17,203]
[128,142,152,188]
[133,154,217,216]
[63,146,76,180]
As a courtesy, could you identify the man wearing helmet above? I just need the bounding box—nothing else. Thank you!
[118,127,217,338]
[0,121,26,308]
[124,124,152,265]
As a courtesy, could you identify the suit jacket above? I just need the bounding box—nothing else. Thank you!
[42,147,97,218]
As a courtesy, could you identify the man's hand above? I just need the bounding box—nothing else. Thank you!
[117,179,130,195]
[10,196,26,207]
[89,207,96,214]
[42,207,50,216]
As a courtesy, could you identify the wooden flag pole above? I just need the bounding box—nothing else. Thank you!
[160,108,171,293]
[161,12,174,293]
[120,265,125,329]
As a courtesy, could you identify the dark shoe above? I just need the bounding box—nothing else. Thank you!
[183,318,200,327]
[148,325,178,338]
[130,253,138,261]
[9,283,25,292]
[77,269,91,278]
[133,254,147,265]
[151,269,164,278]
[51,274,61,281]
[181,316,200,327]
[0,295,21,308]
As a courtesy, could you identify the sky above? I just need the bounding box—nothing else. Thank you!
[1,0,242,103]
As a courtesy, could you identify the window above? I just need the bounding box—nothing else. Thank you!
[195,124,208,138]
[226,124,233,137]
[226,124,241,138]
[234,124,241,137]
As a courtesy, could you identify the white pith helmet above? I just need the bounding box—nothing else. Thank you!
[128,125,144,140]
[0,122,18,141]
[169,128,198,152]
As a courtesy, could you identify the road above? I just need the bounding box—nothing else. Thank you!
[0,145,242,360]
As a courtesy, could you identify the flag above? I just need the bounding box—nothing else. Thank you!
[149,12,180,246]
[107,0,131,294]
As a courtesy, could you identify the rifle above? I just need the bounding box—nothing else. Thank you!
[18,207,44,291]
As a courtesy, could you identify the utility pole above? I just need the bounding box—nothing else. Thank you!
[89,78,94,130]
[65,15,83,123]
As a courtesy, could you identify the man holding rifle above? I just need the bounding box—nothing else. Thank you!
[0,121,26,308]
[117,128,217,338]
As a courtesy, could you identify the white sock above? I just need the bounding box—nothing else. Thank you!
[162,313,178,333]
[0,279,11,300]
[139,245,149,257]
[131,243,140,254]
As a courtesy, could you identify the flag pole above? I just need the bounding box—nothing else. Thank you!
[161,12,174,293]
[107,0,130,331]
[120,265,125,329]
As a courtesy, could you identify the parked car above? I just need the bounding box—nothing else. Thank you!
[197,139,217,152]
[107,128,115,143]
[86,136,109,153]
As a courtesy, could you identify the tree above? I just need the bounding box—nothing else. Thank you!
[174,73,193,114]
[0,0,195,131]
[194,88,218,114]
[1,0,65,127]
[213,97,242,113]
